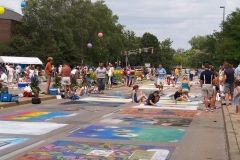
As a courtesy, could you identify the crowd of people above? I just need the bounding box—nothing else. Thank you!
[131,62,240,114]
[200,63,240,113]
[0,57,149,98]
[1,57,240,114]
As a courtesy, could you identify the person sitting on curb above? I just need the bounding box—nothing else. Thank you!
[174,89,189,102]
[132,85,147,103]
[146,90,160,106]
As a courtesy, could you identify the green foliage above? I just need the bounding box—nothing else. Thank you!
[52,76,62,88]
[9,0,125,65]
[1,0,176,68]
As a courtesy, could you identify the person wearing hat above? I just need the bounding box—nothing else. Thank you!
[44,57,53,94]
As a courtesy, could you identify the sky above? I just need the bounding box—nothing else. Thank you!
[1,0,240,49]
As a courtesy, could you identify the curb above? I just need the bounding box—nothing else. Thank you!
[0,96,56,109]
[222,105,240,160]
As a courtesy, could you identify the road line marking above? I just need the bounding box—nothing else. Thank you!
[102,113,113,118]
[69,127,81,133]
[0,140,45,160]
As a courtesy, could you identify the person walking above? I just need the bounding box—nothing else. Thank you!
[44,57,53,94]
[219,66,225,97]
[224,63,235,106]
[107,63,114,90]
[200,64,214,112]
[155,64,166,92]
[96,63,107,94]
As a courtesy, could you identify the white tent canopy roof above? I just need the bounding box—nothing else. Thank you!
[0,56,43,65]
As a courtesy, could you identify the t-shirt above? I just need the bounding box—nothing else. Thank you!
[146,93,159,105]
[107,67,114,77]
[174,91,182,100]
[96,67,106,79]
[200,70,214,84]
[0,73,8,84]
[225,68,235,84]
[235,66,240,80]
[7,67,15,76]
[156,68,166,80]
[45,62,52,75]
[16,65,22,74]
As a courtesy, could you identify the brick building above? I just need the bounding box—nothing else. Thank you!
[0,8,22,44]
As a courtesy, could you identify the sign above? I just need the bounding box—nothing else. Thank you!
[145,63,151,68]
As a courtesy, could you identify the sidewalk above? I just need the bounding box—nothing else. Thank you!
[223,104,240,160]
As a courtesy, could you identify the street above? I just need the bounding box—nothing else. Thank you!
[0,81,228,160]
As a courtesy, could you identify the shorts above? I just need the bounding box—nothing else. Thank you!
[202,84,214,98]
[155,78,164,86]
[61,77,71,86]
[224,83,234,94]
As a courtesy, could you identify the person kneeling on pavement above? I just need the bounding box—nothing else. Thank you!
[174,89,189,101]
[132,85,147,103]
[146,91,160,106]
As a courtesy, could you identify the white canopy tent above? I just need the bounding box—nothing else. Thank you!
[0,56,43,65]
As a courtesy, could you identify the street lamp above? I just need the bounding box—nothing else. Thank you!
[220,6,225,24]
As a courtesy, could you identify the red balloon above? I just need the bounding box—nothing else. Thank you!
[98,32,103,38]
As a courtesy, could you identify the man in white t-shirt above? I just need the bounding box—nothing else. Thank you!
[107,63,115,90]
[96,63,107,94]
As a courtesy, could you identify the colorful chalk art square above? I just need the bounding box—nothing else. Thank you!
[120,109,198,118]
[100,116,192,127]
[0,111,77,122]
[17,140,174,160]
[69,125,185,142]
[0,136,28,151]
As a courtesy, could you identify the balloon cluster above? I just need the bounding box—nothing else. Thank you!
[87,32,104,48]
[0,6,5,15]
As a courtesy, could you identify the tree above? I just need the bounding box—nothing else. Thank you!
[9,0,126,66]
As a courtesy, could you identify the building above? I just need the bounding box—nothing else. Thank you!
[0,8,22,43]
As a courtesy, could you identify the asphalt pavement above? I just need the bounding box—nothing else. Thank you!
[0,80,235,160]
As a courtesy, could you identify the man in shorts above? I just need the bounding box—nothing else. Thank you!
[61,63,71,97]
[200,64,214,112]
[155,64,166,92]
[224,63,235,106]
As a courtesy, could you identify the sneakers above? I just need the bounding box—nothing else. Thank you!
[205,108,214,112]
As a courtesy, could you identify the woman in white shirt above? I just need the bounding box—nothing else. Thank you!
[107,63,114,90]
